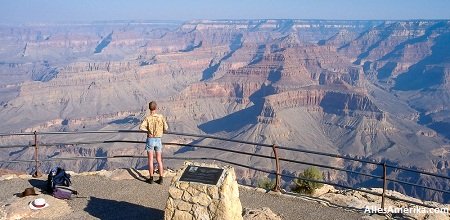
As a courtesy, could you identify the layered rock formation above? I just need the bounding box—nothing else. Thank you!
[336,21,450,140]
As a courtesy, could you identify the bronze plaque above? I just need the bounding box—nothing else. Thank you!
[179,165,224,185]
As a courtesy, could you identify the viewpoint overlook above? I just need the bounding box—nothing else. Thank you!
[0,19,449,205]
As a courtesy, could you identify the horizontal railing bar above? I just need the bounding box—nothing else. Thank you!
[277,146,380,166]
[1,130,275,148]
[40,142,274,162]
[0,145,30,149]
[37,140,145,146]
[40,155,275,175]
[0,132,35,137]
[386,164,450,181]
[2,140,275,161]
[37,130,143,135]
[43,156,146,161]
[279,157,382,179]
[12,130,273,148]
[166,157,276,175]
[386,178,450,194]
[164,142,275,160]
[166,131,274,148]
[0,159,35,163]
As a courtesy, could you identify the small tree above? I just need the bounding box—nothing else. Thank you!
[292,166,324,194]
[257,176,275,190]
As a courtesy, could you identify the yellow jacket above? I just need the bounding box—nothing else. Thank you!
[139,113,168,138]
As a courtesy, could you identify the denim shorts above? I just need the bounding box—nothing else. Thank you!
[145,138,162,152]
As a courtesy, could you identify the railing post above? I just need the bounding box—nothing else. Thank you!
[32,131,42,177]
[381,162,387,209]
[271,144,281,192]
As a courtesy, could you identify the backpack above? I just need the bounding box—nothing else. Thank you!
[47,167,71,194]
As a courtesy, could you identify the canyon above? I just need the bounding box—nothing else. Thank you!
[0,19,449,202]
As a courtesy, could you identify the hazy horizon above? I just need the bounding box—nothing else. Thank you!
[1,0,449,24]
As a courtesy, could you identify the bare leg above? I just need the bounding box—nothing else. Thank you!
[156,151,164,177]
[147,150,154,177]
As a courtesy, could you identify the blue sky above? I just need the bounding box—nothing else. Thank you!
[1,0,449,24]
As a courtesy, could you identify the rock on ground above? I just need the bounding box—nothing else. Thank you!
[242,207,283,220]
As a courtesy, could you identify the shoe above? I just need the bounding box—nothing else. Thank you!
[155,177,163,185]
[146,177,154,184]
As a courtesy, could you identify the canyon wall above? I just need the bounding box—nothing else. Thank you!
[0,19,449,202]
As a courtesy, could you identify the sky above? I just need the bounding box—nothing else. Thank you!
[1,0,449,24]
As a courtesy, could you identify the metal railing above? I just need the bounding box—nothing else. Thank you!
[1,130,449,210]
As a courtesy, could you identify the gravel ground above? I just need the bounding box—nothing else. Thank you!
[0,175,365,220]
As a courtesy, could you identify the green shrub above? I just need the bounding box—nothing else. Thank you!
[257,176,275,190]
[292,166,324,194]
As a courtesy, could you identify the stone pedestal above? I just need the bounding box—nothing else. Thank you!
[164,162,243,220]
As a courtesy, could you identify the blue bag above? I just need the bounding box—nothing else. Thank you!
[46,167,71,193]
